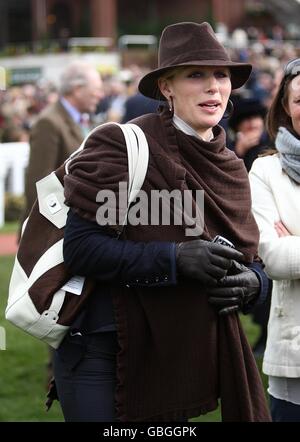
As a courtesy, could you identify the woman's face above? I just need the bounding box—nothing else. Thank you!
[286,76,300,136]
[238,116,264,135]
[159,66,231,139]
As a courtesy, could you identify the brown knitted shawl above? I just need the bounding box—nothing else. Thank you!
[64,107,270,422]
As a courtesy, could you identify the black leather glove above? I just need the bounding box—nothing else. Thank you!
[176,240,244,286]
[207,261,260,315]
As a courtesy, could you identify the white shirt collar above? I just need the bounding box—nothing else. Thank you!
[172,114,214,141]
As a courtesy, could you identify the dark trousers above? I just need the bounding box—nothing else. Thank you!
[54,331,119,422]
[270,395,300,422]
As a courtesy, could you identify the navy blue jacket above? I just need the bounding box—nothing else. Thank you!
[63,210,177,333]
[63,210,270,333]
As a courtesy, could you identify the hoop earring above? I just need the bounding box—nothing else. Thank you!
[223,99,234,119]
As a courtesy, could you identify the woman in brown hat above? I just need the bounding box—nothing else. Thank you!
[54,22,271,422]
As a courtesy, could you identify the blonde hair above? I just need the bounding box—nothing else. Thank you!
[157,67,182,100]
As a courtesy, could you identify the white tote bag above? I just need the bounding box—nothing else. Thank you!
[5,123,149,348]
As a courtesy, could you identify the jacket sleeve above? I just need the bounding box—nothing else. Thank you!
[63,210,177,287]
[249,158,300,280]
[24,118,60,219]
[247,261,272,307]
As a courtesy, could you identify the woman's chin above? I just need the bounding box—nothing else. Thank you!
[200,115,222,129]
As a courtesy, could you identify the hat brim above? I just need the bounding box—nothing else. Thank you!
[138,61,252,100]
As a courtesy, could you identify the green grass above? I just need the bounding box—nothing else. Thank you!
[0,222,18,234]
[0,256,63,422]
[0,255,267,422]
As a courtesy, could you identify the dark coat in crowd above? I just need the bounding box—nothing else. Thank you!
[23,100,83,221]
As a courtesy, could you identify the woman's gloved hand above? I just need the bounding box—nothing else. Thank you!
[207,261,260,315]
[176,240,244,286]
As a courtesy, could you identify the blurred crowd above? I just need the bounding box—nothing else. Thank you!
[0,64,159,143]
[1,27,300,144]
[0,29,300,143]
[0,82,58,143]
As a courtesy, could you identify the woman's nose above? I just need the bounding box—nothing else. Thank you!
[205,75,218,93]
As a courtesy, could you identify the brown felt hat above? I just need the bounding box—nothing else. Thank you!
[138,22,252,100]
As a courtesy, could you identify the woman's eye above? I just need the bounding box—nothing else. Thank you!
[188,71,229,79]
[215,71,229,78]
[188,72,203,78]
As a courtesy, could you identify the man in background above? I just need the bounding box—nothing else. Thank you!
[21,60,104,222]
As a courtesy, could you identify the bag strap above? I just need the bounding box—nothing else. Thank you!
[125,123,149,207]
[116,123,149,226]
[114,123,138,200]
[64,122,149,225]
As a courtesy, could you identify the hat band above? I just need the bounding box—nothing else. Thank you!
[159,49,230,68]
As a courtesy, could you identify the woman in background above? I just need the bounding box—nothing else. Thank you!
[250,58,300,421]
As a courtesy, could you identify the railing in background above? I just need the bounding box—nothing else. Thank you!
[0,142,29,227]
[118,35,157,50]
[0,37,114,58]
